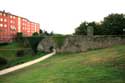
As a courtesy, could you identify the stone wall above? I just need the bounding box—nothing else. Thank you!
[37,36,125,53]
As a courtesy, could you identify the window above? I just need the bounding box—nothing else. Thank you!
[23,23,25,25]
[23,19,25,21]
[0,18,3,21]
[3,14,6,16]
[10,16,12,18]
[10,25,13,28]
[10,25,16,31]
[4,19,7,22]
[10,20,13,23]
[13,16,15,19]
[13,21,15,24]
[0,24,3,27]
[4,24,7,27]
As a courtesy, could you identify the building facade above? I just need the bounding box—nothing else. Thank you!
[0,10,40,42]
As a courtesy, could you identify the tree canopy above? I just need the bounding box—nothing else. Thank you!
[74,13,125,35]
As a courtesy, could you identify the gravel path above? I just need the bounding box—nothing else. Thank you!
[0,50,56,75]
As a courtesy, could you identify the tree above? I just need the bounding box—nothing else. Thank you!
[32,32,39,36]
[44,31,49,36]
[87,22,102,35]
[39,29,43,34]
[50,31,54,36]
[101,14,125,35]
[74,13,125,35]
[40,30,53,36]
[74,21,88,35]
[74,21,101,35]
[16,32,23,42]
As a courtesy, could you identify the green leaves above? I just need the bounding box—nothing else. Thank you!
[74,13,125,35]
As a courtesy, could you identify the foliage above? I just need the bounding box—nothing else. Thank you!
[42,30,50,36]
[0,57,7,66]
[74,21,88,35]
[26,36,44,53]
[101,13,125,35]
[0,45,125,83]
[41,30,55,36]
[74,21,102,35]
[50,31,54,36]
[32,32,39,36]
[52,35,66,48]
[16,32,24,42]
[87,22,102,35]
[0,42,46,70]
[39,29,43,34]
[74,13,125,35]
[16,50,25,57]
[0,42,19,59]
[0,43,9,46]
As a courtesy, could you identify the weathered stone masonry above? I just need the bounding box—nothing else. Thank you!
[37,36,125,53]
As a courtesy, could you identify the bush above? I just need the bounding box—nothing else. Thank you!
[25,36,44,53]
[32,32,39,36]
[52,36,66,48]
[0,43,9,46]
[16,32,24,42]
[0,57,7,66]
[16,50,25,57]
[16,49,35,57]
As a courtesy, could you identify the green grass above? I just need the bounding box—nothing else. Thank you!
[0,42,46,70]
[0,42,20,61]
[52,36,66,48]
[0,45,125,83]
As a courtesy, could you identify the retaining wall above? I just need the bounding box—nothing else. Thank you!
[37,35,125,53]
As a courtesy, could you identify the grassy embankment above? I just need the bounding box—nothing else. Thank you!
[0,42,45,70]
[0,44,125,83]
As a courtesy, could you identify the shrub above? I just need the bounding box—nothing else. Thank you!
[32,32,39,36]
[16,32,24,42]
[25,36,44,53]
[0,57,7,66]
[0,42,9,46]
[16,50,25,57]
[52,36,66,48]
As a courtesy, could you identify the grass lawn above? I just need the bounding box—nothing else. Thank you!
[0,45,125,83]
[0,42,46,70]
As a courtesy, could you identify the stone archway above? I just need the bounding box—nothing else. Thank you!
[37,37,56,53]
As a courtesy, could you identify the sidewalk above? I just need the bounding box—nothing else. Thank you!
[0,50,56,75]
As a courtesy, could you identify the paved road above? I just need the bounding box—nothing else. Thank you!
[0,50,56,75]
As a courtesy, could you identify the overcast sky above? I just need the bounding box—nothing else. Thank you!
[0,0,125,34]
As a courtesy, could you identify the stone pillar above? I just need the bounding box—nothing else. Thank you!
[123,28,125,35]
[87,26,94,37]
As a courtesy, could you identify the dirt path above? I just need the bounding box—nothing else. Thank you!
[0,50,56,75]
